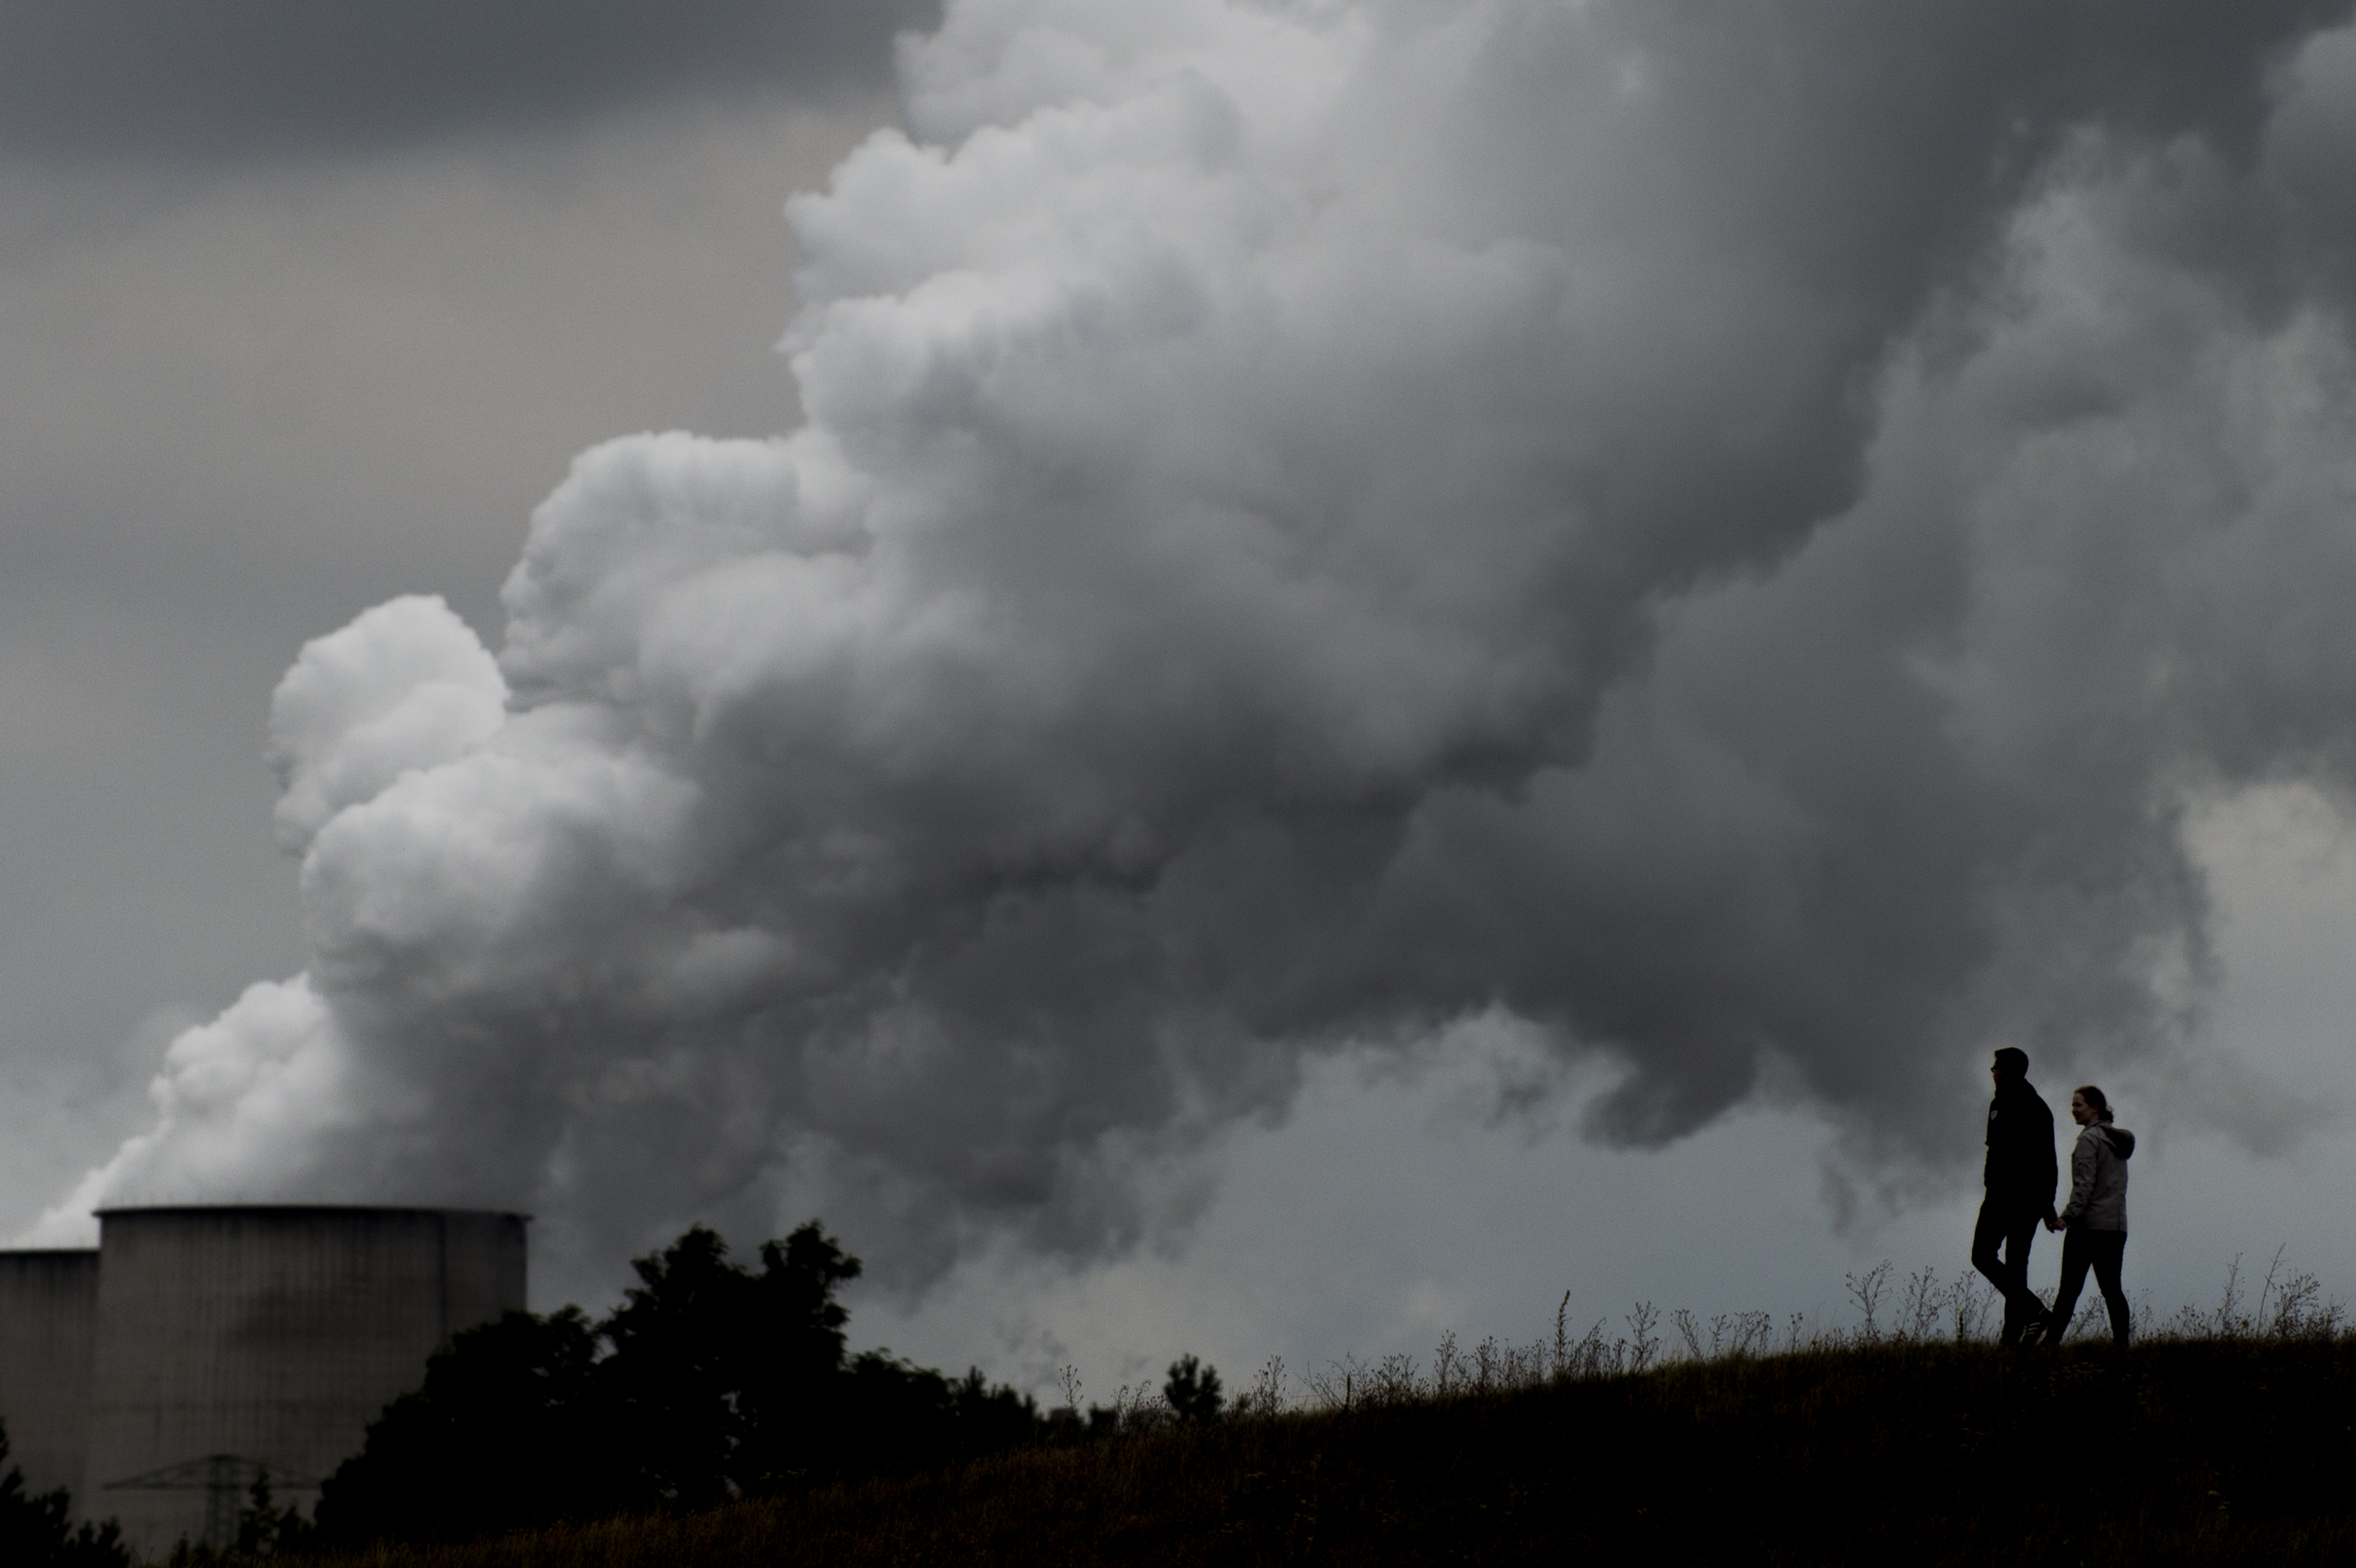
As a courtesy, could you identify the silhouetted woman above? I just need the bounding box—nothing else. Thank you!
[2045,1085,2135,1346]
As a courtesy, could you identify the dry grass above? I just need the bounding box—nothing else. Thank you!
[275,1336,2356,1566]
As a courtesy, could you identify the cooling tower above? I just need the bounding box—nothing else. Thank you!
[82,1205,526,1558]
[0,1249,100,1497]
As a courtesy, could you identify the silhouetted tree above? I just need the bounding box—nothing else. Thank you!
[234,1468,308,1558]
[314,1220,1043,1548]
[168,1469,314,1563]
[949,1366,1050,1452]
[1164,1355,1224,1424]
[602,1221,863,1500]
[0,1419,130,1566]
[314,1307,626,1544]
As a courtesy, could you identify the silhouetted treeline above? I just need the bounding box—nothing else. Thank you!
[0,1421,130,1566]
[312,1222,1044,1547]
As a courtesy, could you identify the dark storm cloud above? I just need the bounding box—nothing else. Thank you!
[0,0,937,163]
[38,0,2356,1280]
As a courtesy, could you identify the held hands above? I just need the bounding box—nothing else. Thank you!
[2044,1215,2066,1232]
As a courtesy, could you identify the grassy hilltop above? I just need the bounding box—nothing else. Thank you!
[277,1333,2356,1567]
[111,1245,2343,1567]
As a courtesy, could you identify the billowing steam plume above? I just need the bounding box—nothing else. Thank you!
[37,0,2356,1276]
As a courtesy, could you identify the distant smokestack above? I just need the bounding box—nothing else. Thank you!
[75,1205,526,1558]
[0,1249,99,1496]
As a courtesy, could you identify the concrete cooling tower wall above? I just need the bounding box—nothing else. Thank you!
[0,1249,100,1497]
[81,1205,527,1559]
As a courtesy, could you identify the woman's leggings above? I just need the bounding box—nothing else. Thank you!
[2051,1227,2130,1346]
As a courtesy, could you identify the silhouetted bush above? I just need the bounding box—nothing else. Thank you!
[312,1221,1043,1549]
[1162,1355,1224,1424]
[0,1420,129,1566]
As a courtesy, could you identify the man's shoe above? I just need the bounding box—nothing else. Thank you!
[2019,1314,2051,1348]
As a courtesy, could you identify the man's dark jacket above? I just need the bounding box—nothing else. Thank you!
[1983,1076,2058,1213]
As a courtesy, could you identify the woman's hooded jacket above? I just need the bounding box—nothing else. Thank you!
[2059,1121,2134,1233]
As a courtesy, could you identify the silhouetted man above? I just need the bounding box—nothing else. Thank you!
[1971,1046,2058,1346]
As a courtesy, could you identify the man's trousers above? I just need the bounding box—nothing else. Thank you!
[1971,1198,2046,1344]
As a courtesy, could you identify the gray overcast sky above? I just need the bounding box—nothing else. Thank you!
[9,0,2356,1401]
[0,1,933,160]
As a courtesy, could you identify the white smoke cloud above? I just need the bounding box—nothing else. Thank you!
[31,0,2356,1274]
[268,596,509,855]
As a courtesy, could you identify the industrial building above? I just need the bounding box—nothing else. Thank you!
[0,1249,98,1497]
[0,1205,527,1559]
